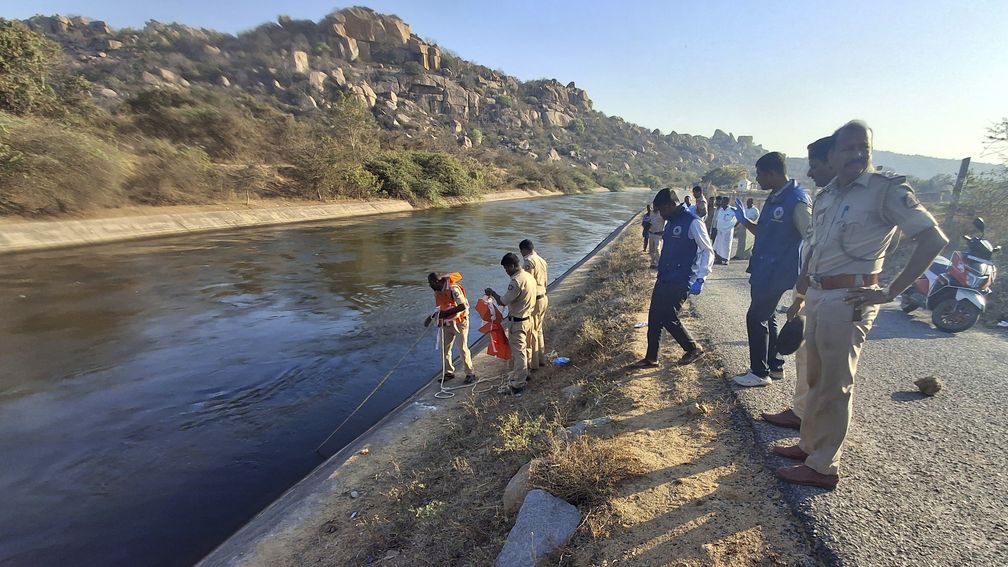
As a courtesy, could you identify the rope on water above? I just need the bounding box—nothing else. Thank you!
[314,314,438,455]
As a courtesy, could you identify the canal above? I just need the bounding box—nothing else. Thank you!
[0,190,650,566]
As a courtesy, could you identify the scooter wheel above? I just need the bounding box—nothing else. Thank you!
[931,298,981,333]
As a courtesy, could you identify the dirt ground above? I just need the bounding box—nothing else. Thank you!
[238,226,817,567]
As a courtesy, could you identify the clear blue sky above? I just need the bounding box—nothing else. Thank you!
[5,0,1007,160]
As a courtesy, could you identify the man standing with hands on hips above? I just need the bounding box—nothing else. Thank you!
[774,120,947,489]
[732,152,812,388]
[633,188,714,368]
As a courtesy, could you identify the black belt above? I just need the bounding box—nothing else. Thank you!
[536,294,546,300]
[508,316,529,321]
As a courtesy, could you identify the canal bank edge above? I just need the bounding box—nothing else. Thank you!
[195,208,642,567]
[0,188,610,254]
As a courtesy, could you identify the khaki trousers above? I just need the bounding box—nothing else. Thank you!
[648,233,663,266]
[507,318,533,388]
[798,287,879,475]
[792,343,809,419]
[440,318,474,376]
[529,295,549,369]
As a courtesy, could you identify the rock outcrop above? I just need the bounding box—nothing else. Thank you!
[22,6,768,182]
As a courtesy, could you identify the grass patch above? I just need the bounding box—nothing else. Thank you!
[530,435,650,506]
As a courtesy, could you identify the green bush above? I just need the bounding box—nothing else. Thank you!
[0,20,60,115]
[600,175,625,191]
[365,150,492,205]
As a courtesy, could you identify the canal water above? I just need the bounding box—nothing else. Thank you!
[0,190,651,567]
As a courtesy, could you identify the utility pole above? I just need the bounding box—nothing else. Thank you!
[943,157,971,231]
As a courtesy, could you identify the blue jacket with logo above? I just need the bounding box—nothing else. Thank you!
[657,207,700,287]
[747,180,811,292]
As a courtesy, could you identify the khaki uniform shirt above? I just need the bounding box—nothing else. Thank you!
[808,172,938,277]
[500,269,537,319]
[523,251,549,297]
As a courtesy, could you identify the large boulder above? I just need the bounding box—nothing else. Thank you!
[308,71,327,93]
[495,490,580,567]
[334,35,359,62]
[543,110,572,128]
[502,460,539,515]
[292,51,310,75]
[330,67,347,87]
[328,7,411,45]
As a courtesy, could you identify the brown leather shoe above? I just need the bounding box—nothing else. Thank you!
[775,464,838,490]
[762,408,802,430]
[772,444,808,460]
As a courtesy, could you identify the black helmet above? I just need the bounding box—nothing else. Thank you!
[776,317,805,356]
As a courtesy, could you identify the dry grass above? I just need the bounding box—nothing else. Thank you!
[530,435,651,506]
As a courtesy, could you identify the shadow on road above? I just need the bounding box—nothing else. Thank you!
[868,312,954,340]
[890,390,927,403]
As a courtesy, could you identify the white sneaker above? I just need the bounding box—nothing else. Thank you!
[733,371,772,387]
[769,368,785,380]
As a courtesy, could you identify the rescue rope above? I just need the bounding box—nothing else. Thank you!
[314,315,439,455]
[433,323,508,398]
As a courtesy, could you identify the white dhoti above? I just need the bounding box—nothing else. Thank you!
[713,227,734,260]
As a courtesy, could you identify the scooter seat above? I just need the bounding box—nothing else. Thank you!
[929,256,951,274]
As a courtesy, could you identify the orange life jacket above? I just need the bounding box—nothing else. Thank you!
[476,296,511,360]
[434,272,466,325]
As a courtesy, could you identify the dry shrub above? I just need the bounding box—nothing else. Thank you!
[124,139,220,205]
[0,112,133,215]
[577,316,605,348]
[529,435,651,507]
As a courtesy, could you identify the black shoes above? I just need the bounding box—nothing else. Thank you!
[677,347,706,366]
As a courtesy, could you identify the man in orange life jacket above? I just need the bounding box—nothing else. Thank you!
[425,272,476,384]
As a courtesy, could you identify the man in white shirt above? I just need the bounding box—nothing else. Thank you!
[713,198,739,265]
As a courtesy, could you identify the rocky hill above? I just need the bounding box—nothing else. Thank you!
[21,7,766,185]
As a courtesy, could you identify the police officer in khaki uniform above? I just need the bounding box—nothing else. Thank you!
[486,253,537,394]
[520,239,549,370]
[762,135,837,430]
[647,206,666,269]
[774,121,948,489]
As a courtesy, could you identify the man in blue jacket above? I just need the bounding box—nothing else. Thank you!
[732,152,812,387]
[634,188,714,368]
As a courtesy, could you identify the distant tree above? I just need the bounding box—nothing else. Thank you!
[701,164,749,188]
[641,174,661,189]
[568,117,586,135]
[322,93,380,155]
[0,20,60,115]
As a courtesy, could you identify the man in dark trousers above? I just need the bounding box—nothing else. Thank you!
[633,188,714,368]
[732,152,812,387]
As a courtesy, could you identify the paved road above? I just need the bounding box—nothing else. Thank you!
[692,262,1008,567]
